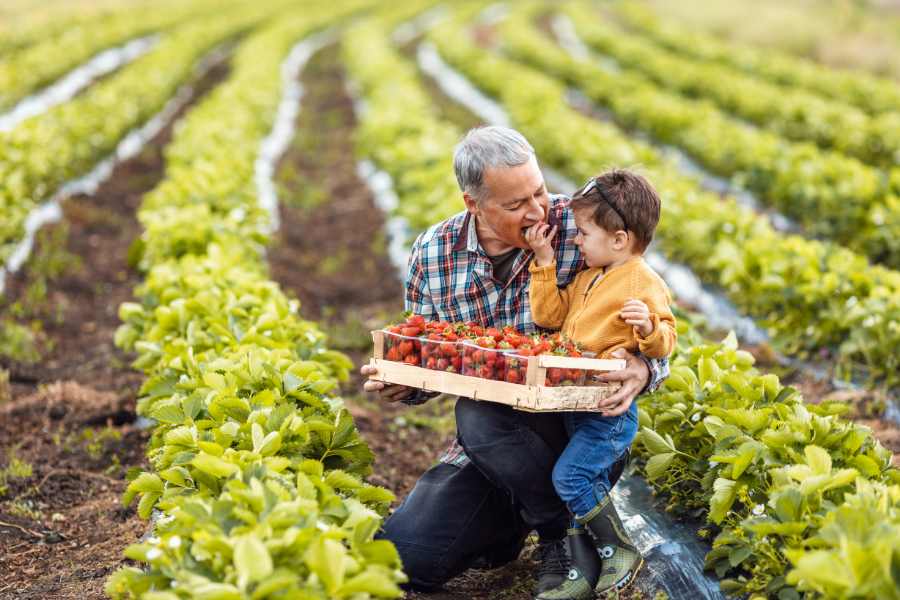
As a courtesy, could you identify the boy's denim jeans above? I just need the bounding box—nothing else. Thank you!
[552,403,640,516]
[377,397,629,591]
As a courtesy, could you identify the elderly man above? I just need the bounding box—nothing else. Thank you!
[362,126,668,597]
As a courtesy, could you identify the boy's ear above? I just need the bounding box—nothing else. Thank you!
[612,230,629,250]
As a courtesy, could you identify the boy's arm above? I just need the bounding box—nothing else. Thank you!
[528,260,574,330]
[634,277,677,359]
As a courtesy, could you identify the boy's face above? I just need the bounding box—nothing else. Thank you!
[573,209,629,268]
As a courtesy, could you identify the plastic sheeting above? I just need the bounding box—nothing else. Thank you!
[0,35,157,133]
[255,28,340,234]
[610,474,728,599]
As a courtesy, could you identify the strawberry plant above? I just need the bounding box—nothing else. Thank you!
[106,4,406,598]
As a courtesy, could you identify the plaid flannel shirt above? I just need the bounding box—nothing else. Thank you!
[401,195,669,468]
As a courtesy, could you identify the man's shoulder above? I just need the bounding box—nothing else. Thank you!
[416,209,469,249]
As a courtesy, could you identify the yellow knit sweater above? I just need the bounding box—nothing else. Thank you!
[528,257,676,360]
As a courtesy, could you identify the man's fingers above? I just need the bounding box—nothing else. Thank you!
[600,401,630,417]
[360,364,377,376]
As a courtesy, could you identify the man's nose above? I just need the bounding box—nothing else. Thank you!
[524,197,544,220]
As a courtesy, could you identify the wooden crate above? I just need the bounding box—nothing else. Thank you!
[368,331,625,412]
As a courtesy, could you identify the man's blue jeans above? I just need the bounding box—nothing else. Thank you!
[377,397,629,591]
[552,403,640,516]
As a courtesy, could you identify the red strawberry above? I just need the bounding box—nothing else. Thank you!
[484,350,496,366]
[569,350,582,358]
[479,364,494,379]
[451,356,462,371]
[470,326,484,337]
[438,358,450,371]
[426,357,437,370]
[441,343,458,357]
[399,341,413,356]
[463,356,473,368]
[407,315,426,327]
[472,349,484,363]
[548,368,563,384]
[507,370,521,384]
[445,331,459,342]
[518,348,534,357]
[402,327,422,337]
[404,354,419,366]
[386,348,401,361]
[427,332,443,341]
[486,327,503,342]
[495,355,506,370]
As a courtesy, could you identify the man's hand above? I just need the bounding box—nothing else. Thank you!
[593,348,650,416]
[361,364,414,402]
[621,297,653,338]
[524,221,557,266]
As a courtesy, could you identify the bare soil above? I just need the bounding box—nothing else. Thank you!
[0,56,230,599]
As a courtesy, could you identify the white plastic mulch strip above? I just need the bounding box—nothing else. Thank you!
[0,35,158,133]
[391,4,454,47]
[0,45,230,296]
[416,41,509,127]
[255,28,340,234]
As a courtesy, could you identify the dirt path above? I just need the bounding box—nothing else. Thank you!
[0,56,230,599]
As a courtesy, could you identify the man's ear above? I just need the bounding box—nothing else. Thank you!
[612,230,629,250]
[463,192,482,216]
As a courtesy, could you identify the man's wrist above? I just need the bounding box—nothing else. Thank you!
[635,354,653,396]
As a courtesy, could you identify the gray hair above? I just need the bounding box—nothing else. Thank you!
[453,126,535,208]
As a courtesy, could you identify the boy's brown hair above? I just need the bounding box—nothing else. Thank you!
[571,165,660,254]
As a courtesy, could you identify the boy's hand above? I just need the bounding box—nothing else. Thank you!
[621,298,654,338]
[525,221,557,266]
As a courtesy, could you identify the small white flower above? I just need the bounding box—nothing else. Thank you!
[752,504,766,516]
[148,536,160,545]
[167,536,182,549]
[288,299,299,314]
[316,521,329,532]
[146,548,163,560]
[845,296,858,308]
[179,374,189,382]
[229,207,246,222]
[709,461,719,467]
[722,222,735,234]
[862,316,876,327]
[805,325,815,335]
[691,413,700,422]
[171,581,179,588]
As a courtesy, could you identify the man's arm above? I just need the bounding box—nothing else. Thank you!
[362,233,437,404]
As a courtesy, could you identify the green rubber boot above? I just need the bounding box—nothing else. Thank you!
[582,483,643,594]
[535,528,601,600]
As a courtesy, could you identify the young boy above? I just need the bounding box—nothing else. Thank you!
[524,167,676,599]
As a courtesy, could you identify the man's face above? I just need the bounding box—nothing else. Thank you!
[464,156,549,250]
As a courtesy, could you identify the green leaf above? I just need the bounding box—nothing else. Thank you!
[137,491,162,519]
[709,478,737,524]
[645,453,675,480]
[192,452,239,478]
[640,427,675,455]
[805,445,832,476]
[305,537,346,595]
[728,546,752,567]
[234,535,272,581]
[337,568,403,598]
[129,473,165,493]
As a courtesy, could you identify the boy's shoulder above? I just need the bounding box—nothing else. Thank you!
[632,258,671,299]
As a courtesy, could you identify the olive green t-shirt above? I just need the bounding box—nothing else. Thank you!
[486,247,519,285]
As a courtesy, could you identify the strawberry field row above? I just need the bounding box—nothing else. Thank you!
[0,2,275,269]
[508,6,900,271]
[103,4,406,599]
[565,2,900,170]
[615,1,900,120]
[428,17,900,599]
[0,0,223,115]
[341,3,464,235]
